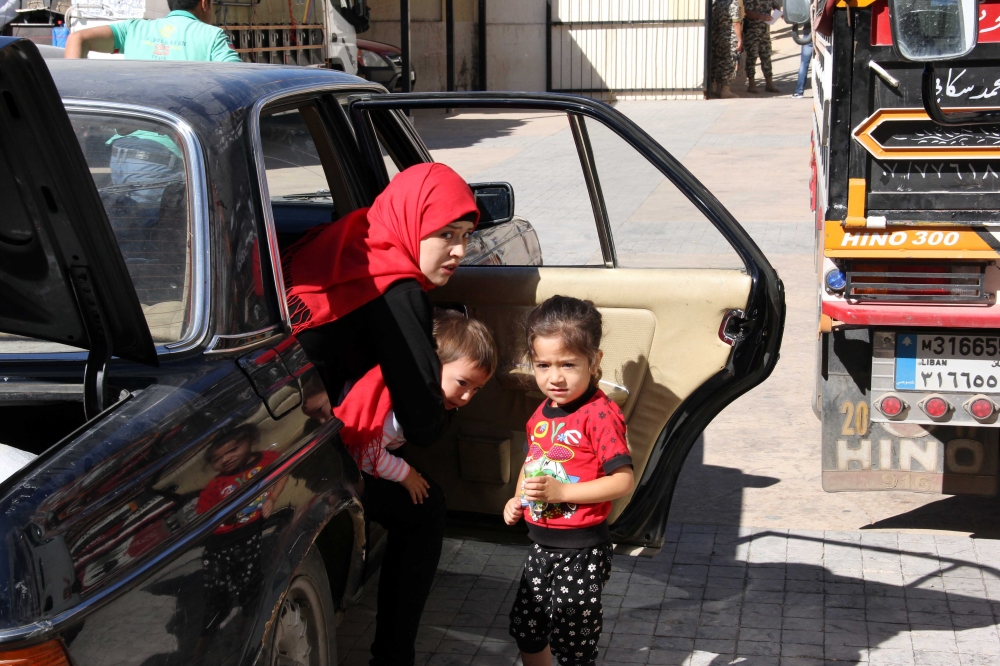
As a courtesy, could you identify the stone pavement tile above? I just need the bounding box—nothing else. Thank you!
[740,627,781,643]
[420,611,458,626]
[598,646,650,663]
[467,657,516,666]
[339,649,373,666]
[699,610,741,627]
[958,656,1000,666]
[610,632,656,649]
[867,622,912,649]
[652,635,695,651]
[782,642,824,658]
[825,630,869,647]
[732,657,780,666]
[695,623,738,640]
[825,643,869,661]
[783,629,823,646]
[742,612,785,629]
[825,607,867,622]
[694,637,736,654]
[615,620,657,635]
[645,649,689,664]
[908,612,953,628]
[451,612,494,627]
[425,597,464,613]
[656,618,699,638]
[425,655,473,665]
[909,629,957,652]
[738,639,782,656]
[868,647,917,665]
[778,658,823,666]
[783,617,823,632]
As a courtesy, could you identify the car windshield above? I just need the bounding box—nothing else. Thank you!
[0,112,195,354]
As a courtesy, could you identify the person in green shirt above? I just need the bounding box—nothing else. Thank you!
[64,0,241,62]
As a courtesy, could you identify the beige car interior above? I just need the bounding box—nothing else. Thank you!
[405,266,751,523]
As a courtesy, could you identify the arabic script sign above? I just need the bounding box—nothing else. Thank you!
[872,0,1000,45]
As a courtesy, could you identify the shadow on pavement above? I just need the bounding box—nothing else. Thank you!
[862,493,1000,540]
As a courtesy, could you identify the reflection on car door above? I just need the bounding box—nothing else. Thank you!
[349,95,784,549]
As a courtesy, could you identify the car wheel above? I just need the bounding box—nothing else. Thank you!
[268,547,338,666]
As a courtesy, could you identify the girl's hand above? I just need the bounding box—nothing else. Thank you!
[400,468,431,504]
[261,498,275,518]
[503,496,524,525]
[522,475,565,503]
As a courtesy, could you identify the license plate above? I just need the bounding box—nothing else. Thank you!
[895,333,1000,392]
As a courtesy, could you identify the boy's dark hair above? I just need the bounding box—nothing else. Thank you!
[433,309,498,378]
[205,423,259,463]
[525,295,603,383]
[167,0,202,13]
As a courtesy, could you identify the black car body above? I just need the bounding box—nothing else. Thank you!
[0,38,783,664]
[357,38,416,91]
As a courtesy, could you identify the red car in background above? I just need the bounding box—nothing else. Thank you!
[356,38,416,91]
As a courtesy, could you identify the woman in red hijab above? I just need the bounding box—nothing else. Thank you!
[282,162,478,666]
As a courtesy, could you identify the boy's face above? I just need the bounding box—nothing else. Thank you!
[440,357,490,410]
[210,438,252,475]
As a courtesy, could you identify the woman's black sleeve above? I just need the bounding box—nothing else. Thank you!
[365,280,445,447]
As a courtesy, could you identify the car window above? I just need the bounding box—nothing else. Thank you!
[586,118,746,270]
[259,103,354,250]
[413,109,606,266]
[0,112,197,354]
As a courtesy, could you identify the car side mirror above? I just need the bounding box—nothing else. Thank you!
[889,0,977,61]
[470,182,515,229]
[353,0,367,17]
[784,0,810,25]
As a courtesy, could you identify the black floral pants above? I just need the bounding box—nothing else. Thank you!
[508,542,613,665]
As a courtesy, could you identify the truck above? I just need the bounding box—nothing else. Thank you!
[64,0,368,70]
[810,0,1000,497]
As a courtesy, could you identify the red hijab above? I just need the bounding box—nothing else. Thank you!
[283,163,479,334]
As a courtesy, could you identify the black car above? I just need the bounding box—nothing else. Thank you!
[0,38,783,664]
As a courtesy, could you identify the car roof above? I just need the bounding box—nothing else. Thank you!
[46,60,378,131]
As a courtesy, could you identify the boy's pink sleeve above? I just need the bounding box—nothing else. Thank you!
[374,450,411,483]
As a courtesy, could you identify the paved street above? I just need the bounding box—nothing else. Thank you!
[339,34,1000,665]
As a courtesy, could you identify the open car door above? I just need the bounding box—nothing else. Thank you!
[349,93,785,550]
[0,39,157,416]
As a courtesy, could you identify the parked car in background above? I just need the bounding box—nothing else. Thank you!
[0,35,782,665]
[357,37,416,91]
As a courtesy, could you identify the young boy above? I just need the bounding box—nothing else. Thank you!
[335,309,498,503]
[195,424,287,644]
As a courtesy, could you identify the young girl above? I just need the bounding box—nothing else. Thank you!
[334,309,498,503]
[504,295,634,666]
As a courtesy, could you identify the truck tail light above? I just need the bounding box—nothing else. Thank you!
[921,395,952,419]
[965,395,997,421]
[0,640,71,666]
[878,394,905,417]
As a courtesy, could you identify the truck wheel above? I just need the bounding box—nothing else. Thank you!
[268,546,338,666]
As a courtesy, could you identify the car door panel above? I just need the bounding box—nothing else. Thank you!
[403,266,752,522]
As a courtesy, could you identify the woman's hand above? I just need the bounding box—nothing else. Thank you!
[522,475,566,504]
[503,496,524,525]
[400,467,431,504]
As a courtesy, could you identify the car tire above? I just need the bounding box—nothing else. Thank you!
[267,546,338,666]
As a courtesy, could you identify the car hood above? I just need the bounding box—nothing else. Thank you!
[0,38,156,366]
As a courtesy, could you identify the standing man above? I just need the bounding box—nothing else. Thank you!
[64,0,240,61]
[743,0,781,93]
[710,0,744,99]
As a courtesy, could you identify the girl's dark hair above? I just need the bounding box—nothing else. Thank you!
[524,295,603,383]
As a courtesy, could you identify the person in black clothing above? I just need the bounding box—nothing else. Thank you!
[282,163,480,666]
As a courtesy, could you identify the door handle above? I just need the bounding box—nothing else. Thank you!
[718,309,752,346]
[237,341,303,419]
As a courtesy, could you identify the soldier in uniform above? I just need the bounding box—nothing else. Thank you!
[743,0,782,93]
[710,0,744,98]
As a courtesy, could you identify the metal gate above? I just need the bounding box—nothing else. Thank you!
[547,0,709,99]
